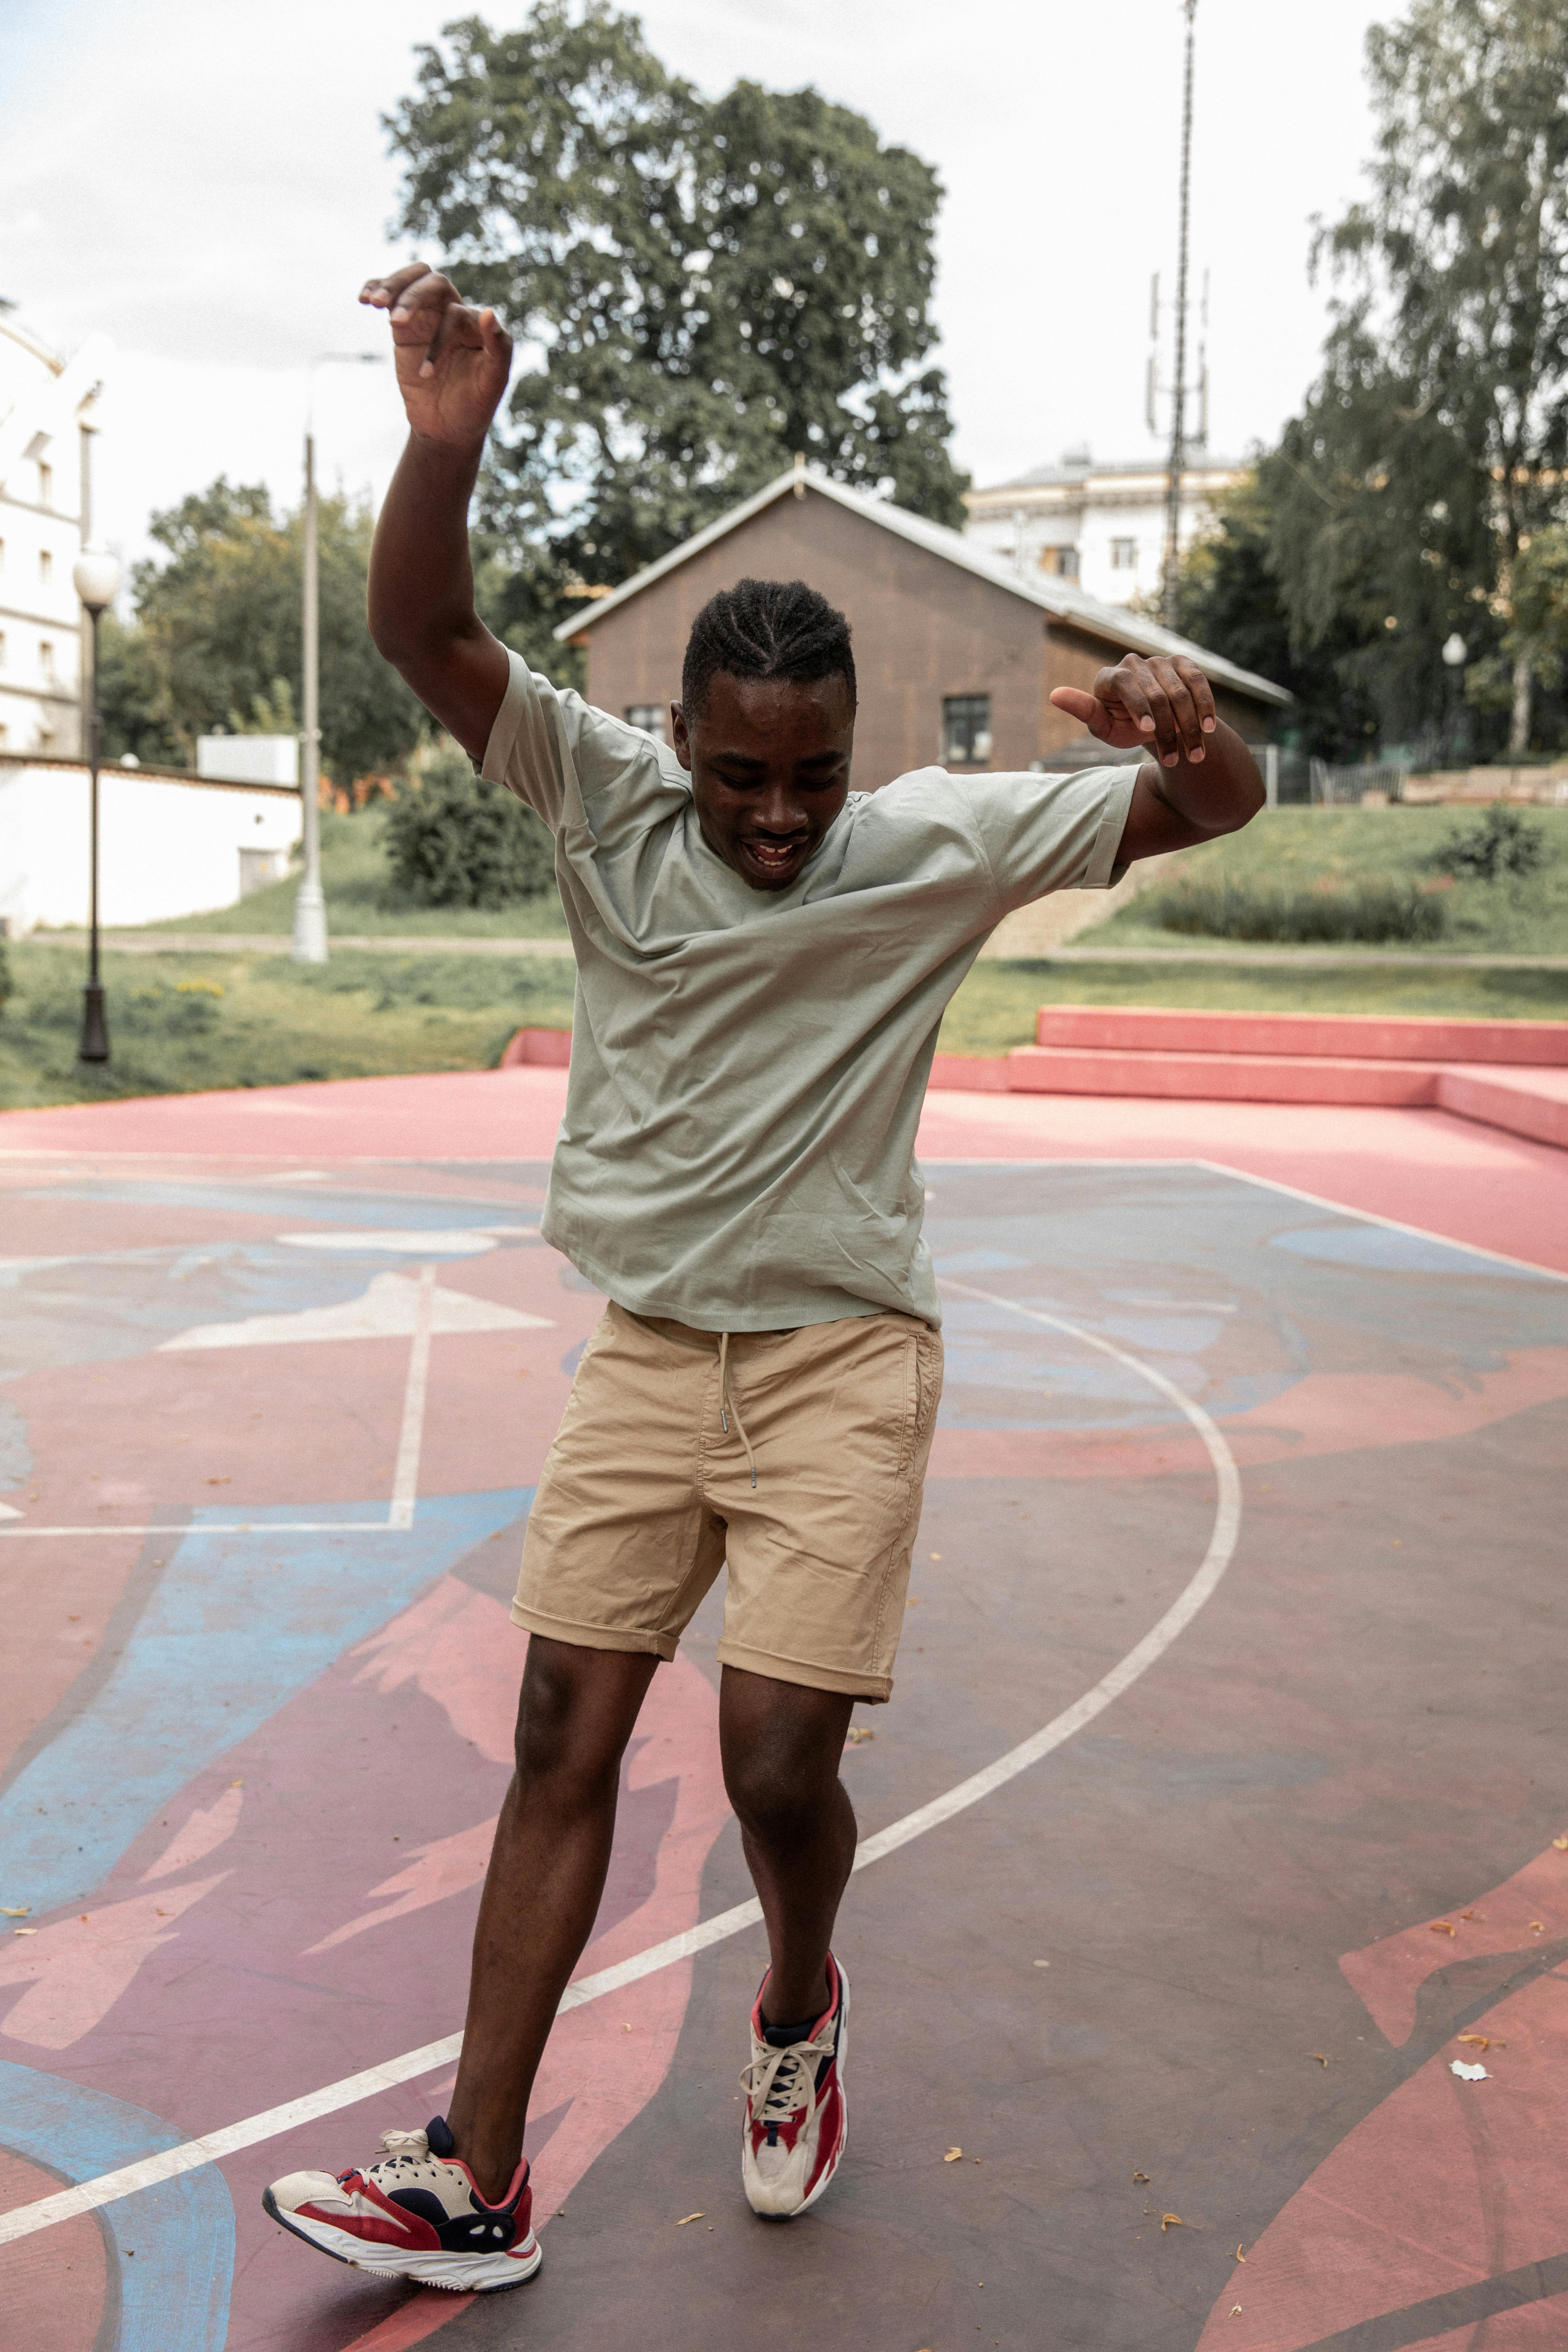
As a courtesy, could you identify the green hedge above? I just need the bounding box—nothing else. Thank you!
[1141,874,1449,945]
[383,743,556,909]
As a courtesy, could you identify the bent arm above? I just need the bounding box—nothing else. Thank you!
[368,433,509,762]
[1049,653,1265,866]
[1117,721,1264,862]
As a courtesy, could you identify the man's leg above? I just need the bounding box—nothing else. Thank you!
[444,1633,658,2202]
[719,1665,856,2024]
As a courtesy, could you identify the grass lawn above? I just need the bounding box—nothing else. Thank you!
[1094,805,1568,956]
[136,807,568,940]
[0,942,578,1110]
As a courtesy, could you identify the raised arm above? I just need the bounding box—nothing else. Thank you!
[1049,653,1264,861]
[359,263,515,761]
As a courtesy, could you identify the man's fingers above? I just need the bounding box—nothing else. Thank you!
[1049,686,1112,741]
[1100,664,1156,740]
[1176,656,1218,735]
[1151,660,1206,762]
[359,261,435,308]
[420,299,488,377]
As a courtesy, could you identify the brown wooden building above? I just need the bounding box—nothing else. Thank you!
[554,465,1289,782]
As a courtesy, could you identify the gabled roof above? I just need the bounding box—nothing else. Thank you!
[554,465,1290,708]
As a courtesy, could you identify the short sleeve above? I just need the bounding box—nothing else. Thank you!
[479,649,681,837]
[966,764,1140,914]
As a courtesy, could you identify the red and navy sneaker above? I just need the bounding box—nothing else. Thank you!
[740,1953,850,2218]
[262,2117,541,2292]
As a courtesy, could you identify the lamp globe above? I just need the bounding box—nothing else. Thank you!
[73,547,122,613]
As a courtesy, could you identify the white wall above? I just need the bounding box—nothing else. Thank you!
[0,762,302,933]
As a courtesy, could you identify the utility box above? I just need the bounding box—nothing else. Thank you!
[197,734,300,788]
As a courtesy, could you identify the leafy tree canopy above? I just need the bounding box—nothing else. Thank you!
[1267,0,1568,756]
[385,6,967,661]
[98,478,427,782]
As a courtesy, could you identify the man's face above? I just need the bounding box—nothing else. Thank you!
[671,670,855,894]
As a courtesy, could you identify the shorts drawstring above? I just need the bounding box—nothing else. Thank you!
[716,1330,758,1488]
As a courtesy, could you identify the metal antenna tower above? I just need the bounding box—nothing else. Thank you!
[1162,0,1199,629]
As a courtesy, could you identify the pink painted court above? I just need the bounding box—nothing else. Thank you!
[1,1065,1565,2352]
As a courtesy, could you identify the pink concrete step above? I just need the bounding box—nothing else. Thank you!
[1435,1064,1568,1150]
[1033,1005,1568,1066]
[1005,1045,1440,1107]
[499,1026,572,1068]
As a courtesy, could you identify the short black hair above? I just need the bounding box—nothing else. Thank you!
[681,577,856,718]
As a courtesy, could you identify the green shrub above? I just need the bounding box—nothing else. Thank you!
[1427,806,1546,884]
[383,742,555,909]
[0,939,10,1011]
[1143,875,1449,945]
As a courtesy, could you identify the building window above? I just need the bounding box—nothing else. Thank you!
[39,640,55,682]
[1111,537,1138,570]
[39,549,52,586]
[37,462,52,507]
[624,703,667,743]
[1041,545,1080,579]
[943,693,993,767]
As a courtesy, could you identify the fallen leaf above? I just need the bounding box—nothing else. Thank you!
[1133,2171,1149,2183]
[155,1909,167,1918]
[1461,1909,1480,1920]
[1457,2033,1505,2053]
[0,1906,29,1918]
[1554,1837,1568,1851]
[675,2212,704,2226]
[1429,1921,1456,1937]
[1161,2213,1185,2231]
[1236,2244,1246,2262]
[1530,1920,1546,1933]
[231,1779,243,1788]
[904,1596,921,1608]
[1309,2053,1329,2066]
[929,1552,942,1561]
[1231,2306,1243,2318]
[845,1728,874,1745]
[1033,1959,1050,1968]
[207,1476,231,1486]
[944,2147,963,2162]
[623,2023,633,2033]
[12,1927,37,1936]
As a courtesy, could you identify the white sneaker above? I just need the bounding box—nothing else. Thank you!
[263,2116,541,2293]
[740,1953,849,2218]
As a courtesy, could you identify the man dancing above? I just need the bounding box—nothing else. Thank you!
[264,261,1264,2294]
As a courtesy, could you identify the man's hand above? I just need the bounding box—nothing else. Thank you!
[1050,651,1263,862]
[360,263,513,450]
[1050,653,1216,768]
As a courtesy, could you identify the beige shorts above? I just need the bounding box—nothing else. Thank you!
[513,1302,944,1701]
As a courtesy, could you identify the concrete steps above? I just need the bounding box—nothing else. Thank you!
[928,1006,1568,1151]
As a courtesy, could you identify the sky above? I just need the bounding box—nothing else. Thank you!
[1,0,1391,580]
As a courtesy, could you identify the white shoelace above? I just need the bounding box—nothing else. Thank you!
[741,2022,834,2129]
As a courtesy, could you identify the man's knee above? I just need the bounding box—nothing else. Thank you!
[512,1638,642,1804]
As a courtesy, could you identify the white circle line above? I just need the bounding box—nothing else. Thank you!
[0,1283,1242,2249]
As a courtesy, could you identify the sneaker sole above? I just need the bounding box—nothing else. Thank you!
[261,2187,543,2293]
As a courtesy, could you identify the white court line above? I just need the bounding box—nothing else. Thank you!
[387,1265,436,1530]
[0,1265,443,1542]
[0,1288,1241,2250]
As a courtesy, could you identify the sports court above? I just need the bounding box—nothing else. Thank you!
[1,1066,1565,2352]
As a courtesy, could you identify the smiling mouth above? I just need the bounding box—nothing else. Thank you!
[743,839,806,876]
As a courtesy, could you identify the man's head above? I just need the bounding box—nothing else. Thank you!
[671,578,856,893]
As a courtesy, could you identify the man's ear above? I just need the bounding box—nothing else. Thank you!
[670,701,693,772]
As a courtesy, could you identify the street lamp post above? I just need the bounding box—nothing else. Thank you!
[1441,631,1468,767]
[292,351,384,966]
[72,546,123,1063]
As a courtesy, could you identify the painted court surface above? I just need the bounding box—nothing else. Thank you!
[1,1069,1566,2352]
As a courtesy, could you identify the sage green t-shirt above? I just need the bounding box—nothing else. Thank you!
[483,653,1136,1331]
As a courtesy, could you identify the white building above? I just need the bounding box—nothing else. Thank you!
[0,309,110,758]
[964,445,1247,612]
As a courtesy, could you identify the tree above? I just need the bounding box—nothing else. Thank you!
[1275,0,1568,755]
[99,478,427,782]
[385,6,967,657]
[1168,467,1376,758]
